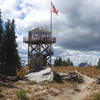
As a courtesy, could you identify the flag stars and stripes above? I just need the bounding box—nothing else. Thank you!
[50,2,59,15]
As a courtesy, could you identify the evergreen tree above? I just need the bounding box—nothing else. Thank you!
[0,10,21,75]
[66,58,70,66]
[0,10,4,73]
[0,10,2,72]
[54,56,62,66]
[11,20,21,70]
[54,57,73,66]
[62,60,67,66]
[97,58,100,70]
[67,58,73,66]
[58,56,62,66]
[54,56,59,66]
[70,61,73,66]
[5,20,21,75]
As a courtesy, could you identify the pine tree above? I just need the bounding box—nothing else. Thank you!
[97,58,100,70]
[54,57,73,66]
[5,20,21,75]
[67,58,73,66]
[0,10,4,73]
[58,56,62,66]
[54,56,62,66]
[11,20,21,71]
[3,20,11,74]
[54,57,59,66]
[62,60,67,66]
[0,11,21,75]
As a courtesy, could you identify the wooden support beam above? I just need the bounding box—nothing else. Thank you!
[30,45,39,54]
[41,45,49,54]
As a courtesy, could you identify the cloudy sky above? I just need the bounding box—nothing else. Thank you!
[0,0,100,66]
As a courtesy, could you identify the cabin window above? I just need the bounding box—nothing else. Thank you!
[35,32,37,34]
[47,34,48,38]
[29,33,32,38]
[40,32,42,35]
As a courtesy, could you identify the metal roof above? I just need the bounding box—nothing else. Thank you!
[29,27,50,34]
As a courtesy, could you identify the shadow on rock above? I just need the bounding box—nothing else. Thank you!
[53,72,63,83]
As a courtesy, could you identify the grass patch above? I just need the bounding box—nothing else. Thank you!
[28,81,37,85]
[16,90,29,100]
[94,93,100,100]
[0,88,2,93]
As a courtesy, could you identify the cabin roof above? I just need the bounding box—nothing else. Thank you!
[29,27,50,34]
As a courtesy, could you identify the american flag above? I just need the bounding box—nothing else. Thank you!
[50,2,59,15]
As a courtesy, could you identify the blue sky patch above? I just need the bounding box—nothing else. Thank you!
[16,6,22,11]
[2,22,6,30]
[19,13,26,20]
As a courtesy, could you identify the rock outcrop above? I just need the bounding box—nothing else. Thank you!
[25,68,53,83]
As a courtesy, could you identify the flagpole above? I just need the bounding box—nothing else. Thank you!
[51,9,52,34]
[50,1,58,67]
[50,2,52,67]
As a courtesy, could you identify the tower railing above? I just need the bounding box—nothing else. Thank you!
[23,36,56,43]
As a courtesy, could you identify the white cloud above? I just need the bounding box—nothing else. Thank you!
[53,45,100,66]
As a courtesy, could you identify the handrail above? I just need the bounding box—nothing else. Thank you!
[23,36,56,43]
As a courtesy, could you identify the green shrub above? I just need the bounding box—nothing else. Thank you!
[16,90,26,98]
[94,93,100,100]
[0,88,2,93]
[28,81,37,85]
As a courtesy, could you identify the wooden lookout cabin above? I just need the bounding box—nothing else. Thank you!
[23,27,56,71]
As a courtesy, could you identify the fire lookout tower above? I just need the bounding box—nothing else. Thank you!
[23,27,56,71]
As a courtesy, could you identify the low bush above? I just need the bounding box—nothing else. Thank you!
[28,81,37,85]
[0,88,2,93]
[16,90,27,100]
[94,93,100,100]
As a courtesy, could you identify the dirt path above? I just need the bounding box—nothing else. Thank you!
[69,73,95,100]
[48,71,98,100]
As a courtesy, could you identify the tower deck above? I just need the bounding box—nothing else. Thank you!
[23,36,56,44]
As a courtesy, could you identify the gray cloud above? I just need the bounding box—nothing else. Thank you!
[52,0,100,51]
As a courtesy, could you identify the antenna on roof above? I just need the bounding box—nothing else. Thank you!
[46,26,48,30]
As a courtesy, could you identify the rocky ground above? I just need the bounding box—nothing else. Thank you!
[0,67,100,100]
